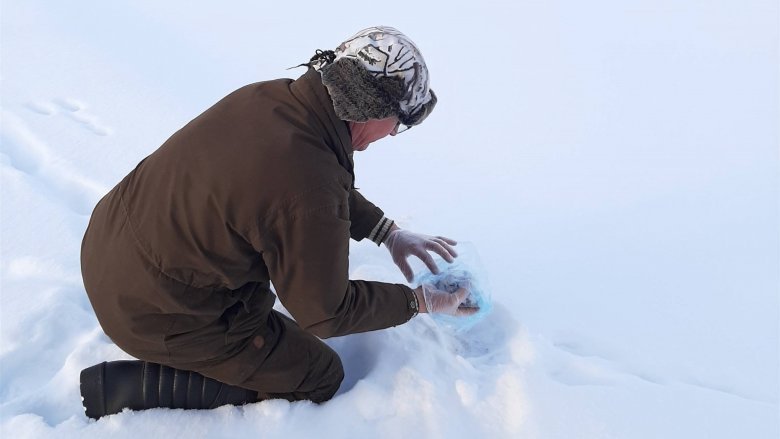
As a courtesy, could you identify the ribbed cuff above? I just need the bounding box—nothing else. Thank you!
[367,216,394,246]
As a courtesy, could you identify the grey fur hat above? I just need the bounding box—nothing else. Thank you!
[311,26,437,128]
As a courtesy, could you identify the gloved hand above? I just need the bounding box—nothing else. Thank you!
[414,284,479,316]
[383,226,458,282]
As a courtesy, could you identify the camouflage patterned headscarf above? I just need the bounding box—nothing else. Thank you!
[310,26,437,128]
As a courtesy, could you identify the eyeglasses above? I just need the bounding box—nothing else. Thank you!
[392,121,412,136]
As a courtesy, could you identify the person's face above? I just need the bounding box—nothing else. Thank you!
[348,117,399,152]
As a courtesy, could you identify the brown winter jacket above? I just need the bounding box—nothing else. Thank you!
[80,68,417,385]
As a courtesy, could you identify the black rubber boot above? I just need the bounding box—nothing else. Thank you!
[79,360,258,419]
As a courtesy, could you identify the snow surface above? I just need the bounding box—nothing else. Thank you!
[1,1,778,438]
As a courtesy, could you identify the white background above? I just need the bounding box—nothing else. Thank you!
[1,1,778,438]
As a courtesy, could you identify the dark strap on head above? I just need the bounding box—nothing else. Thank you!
[288,49,336,70]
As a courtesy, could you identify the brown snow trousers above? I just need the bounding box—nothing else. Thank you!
[233,310,345,403]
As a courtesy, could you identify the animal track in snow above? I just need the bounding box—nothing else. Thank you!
[1,111,108,215]
[25,98,112,136]
[25,101,58,116]
[546,335,773,404]
[52,97,85,112]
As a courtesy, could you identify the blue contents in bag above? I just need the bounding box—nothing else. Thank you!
[412,242,492,332]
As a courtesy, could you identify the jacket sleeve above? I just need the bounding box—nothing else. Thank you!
[349,189,393,244]
[257,189,417,339]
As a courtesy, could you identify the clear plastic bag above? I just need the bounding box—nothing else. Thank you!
[413,242,493,332]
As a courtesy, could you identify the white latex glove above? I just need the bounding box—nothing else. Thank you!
[414,284,479,316]
[383,226,458,282]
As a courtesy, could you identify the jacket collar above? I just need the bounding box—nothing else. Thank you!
[290,68,356,186]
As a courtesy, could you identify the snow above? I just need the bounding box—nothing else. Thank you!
[1,1,778,438]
